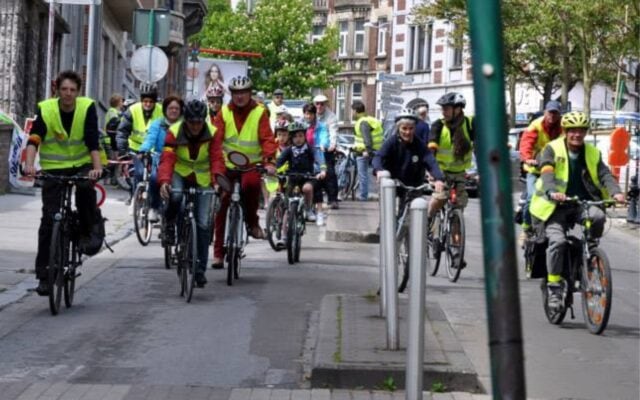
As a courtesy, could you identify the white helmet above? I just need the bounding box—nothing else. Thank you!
[313,94,328,103]
[228,75,253,91]
[394,108,419,123]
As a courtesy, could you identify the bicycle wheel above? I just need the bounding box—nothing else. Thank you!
[185,217,198,303]
[287,202,298,265]
[445,209,465,283]
[581,248,612,335]
[64,240,79,308]
[133,185,152,246]
[226,205,240,286]
[428,212,444,277]
[336,157,351,201]
[397,228,410,293]
[294,207,304,262]
[266,196,285,251]
[48,221,66,315]
[541,280,567,325]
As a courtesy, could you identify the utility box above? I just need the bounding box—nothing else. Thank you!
[133,9,171,47]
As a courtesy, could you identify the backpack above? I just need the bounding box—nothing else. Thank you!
[79,208,106,256]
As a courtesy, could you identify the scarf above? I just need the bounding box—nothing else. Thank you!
[446,113,471,159]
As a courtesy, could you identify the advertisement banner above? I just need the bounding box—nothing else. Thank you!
[185,57,249,103]
[2,111,38,189]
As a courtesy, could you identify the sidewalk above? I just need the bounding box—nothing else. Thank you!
[0,185,133,309]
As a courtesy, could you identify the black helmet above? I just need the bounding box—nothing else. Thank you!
[228,75,253,91]
[436,92,466,108]
[394,108,419,123]
[184,99,208,122]
[139,82,158,101]
[287,120,307,135]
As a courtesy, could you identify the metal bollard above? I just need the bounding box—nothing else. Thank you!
[377,170,391,317]
[405,198,429,400]
[381,178,399,350]
[627,174,639,224]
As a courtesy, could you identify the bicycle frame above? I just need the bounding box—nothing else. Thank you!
[225,179,248,251]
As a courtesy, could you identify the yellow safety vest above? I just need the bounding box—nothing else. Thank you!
[129,102,163,151]
[38,97,94,170]
[169,120,217,187]
[354,115,383,152]
[530,138,609,222]
[523,117,559,174]
[221,105,264,168]
[435,116,473,173]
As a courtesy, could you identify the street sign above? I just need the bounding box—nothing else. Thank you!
[378,73,413,84]
[45,0,101,4]
[380,86,403,96]
[133,9,171,47]
[381,104,403,111]
[130,45,168,83]
[380,95,405,104]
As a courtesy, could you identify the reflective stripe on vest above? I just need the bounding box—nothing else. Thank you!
[169,120,217,187]
[129,102,163,151]
[38,97,93,170]
[435,116,473,173]
[523,117,556,174]
[221,105,263,168]
[354,115,383,152]
[529,138,608,222]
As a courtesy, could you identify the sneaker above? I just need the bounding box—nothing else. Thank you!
[547,282,565,310]
[316,212,325,227]
[307,209,317,222]
[35,280,50,296]
[195,273,207,288]
[330,201,340,210]
[249,225,265,239]
[210,257,224,270]
[275,240,285,250]
[148,209,159,222]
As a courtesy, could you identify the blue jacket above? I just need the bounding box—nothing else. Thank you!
[415,120,430,144]
[306,120,330,150]
[372,134,444,187]
[140,118,171,154]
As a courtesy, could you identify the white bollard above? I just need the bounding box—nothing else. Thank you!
[381,178,399,350]
[377,170,391,317]
[406,198,429,400]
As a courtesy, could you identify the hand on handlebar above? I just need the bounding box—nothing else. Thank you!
[88,168,103,180]
[160,183,172,200]
[433,180,445,193]
[613,193,626,204]
[264,164,276,176]
[316,171,327,180]
[550,192,567,202]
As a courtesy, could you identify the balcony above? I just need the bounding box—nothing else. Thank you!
[334,0,372,10]
[313,0,328,10]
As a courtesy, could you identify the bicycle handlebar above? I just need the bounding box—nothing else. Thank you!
[563,197,617,208]
[277,172,318,180]
[170,187,218,196]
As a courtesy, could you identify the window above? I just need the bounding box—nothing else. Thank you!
[451,24,463,69]
[351,82,363,122]
[376,18,387,56]
[312,25,325,43]
[336,83,346,122]
[407,24,432,72]
[354,20,365,55]
[339,21,348,56]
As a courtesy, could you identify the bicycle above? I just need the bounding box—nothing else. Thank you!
[335,144,358,201]
[38,174,92,315]
[428,182,466,283]
[266,177,288,252]
[132,153,154,246]
[172,187,217,303]
[108,156,133,192]
[394,181,431,293]
[161,212,177,270]
[536,198,615,335]
[283,172,316,265]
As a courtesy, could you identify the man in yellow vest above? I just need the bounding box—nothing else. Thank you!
[158,100,225,287]
[529,111,624,309]
[211,75,278,269]
[351,100,383,201]
[519,100,563,232]
[24,70,103,296]
[116,83,163,203]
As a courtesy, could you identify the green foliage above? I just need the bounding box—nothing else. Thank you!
[196,0,341,97]
[378,376,397,392]
[430,381,447,393]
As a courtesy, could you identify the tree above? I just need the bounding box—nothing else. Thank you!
[195,0,341,97]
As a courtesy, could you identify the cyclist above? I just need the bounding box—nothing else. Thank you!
[519,100,563,236]
[351,100,383,202]
[139,95,184,222]
[372,108,445,209]
[276,121,327,224]
[23,70,103,296]
[158,100,225,287]
[313,94,340,209]
[104,94,124,156]
[206,84,224,122]
[529,111,624,309]
[211,75,278,269]
[116,83,164,209]
[275,119,290,157]
[303,102,330,222]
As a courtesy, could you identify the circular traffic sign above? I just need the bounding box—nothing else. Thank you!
[130,45,168,83]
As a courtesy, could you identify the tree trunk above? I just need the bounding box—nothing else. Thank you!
[508,75,516,128]
[560,28,570,110]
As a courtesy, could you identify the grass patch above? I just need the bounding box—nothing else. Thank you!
[430,381,447,393]
[362,289,378,303]
[375,376,397,392]
[332,295,343,363]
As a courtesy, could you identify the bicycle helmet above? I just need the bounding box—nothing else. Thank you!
[139,82,158,101]
[274,119,290,131]
[206,84,224,99]
[561,111,589,129]
[228,75,253,91]
[394,108,419,123]
[436,92,466,108]
[183,99,208,122]
[287,120,307,135]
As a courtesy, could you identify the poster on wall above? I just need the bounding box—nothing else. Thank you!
[185,57,249,103]
[1,111,38,189]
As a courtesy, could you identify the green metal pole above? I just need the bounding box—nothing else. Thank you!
[147,9,155,84]
[466,1,526,398]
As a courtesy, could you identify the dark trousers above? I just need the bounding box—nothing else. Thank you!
[323,151,338,202]
[35,166,97,280]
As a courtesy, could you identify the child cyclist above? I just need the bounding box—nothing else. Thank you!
[274,119,290,157]
[276,121,327,223]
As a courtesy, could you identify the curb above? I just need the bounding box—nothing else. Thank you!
[324,228,379,243]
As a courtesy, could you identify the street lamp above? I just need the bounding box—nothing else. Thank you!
[364,21,390,32]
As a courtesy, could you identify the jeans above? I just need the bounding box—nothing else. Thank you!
[165,173,213,275]
[356,155,370,201]
[323,151,338,202]
[522,172,538,227]
[148,155,161,210]
[131,155,144,198]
